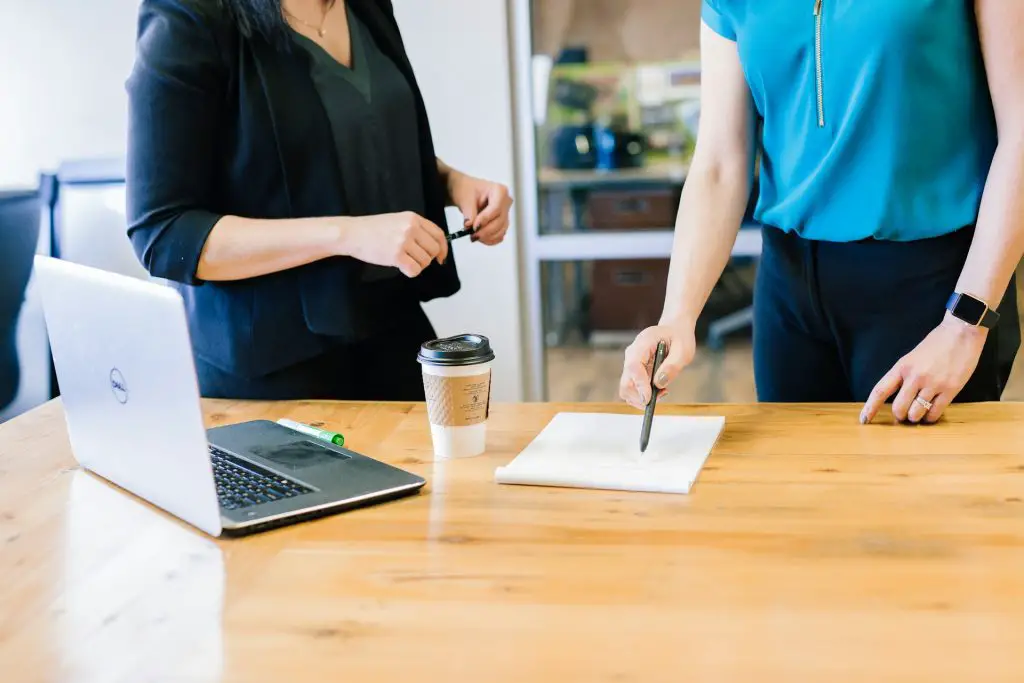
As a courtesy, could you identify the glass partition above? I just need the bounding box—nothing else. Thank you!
[517,0,759,402]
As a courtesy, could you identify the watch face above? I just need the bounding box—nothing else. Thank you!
[953,294,987,325]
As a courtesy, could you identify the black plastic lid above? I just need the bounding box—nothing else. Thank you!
[417,334,495,366]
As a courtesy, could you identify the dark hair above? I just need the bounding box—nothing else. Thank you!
[217,0,289,43]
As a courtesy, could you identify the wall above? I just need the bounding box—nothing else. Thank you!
[533,0,703,63]
[393,0,525,401]
[0,0,525,411]
[0,1,138,189]
[0,0,138,421]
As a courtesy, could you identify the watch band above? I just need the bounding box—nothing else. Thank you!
[978,307,1000,329]
[946,292,1000,329]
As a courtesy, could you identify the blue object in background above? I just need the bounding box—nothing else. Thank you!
[555,46,588,65]
[549,124,596,170]
[595,124,616,171]
[594,125,647,171]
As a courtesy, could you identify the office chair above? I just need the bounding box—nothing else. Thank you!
[0,189,43,412]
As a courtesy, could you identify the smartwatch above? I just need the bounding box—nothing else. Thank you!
[946,292,999,329]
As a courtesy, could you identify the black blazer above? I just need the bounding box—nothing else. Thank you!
[125,0,460,378]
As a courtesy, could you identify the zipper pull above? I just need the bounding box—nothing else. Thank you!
[814,0,822,16]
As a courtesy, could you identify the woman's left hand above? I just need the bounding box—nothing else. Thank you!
[447,171,513,246]
[860,314,988,425]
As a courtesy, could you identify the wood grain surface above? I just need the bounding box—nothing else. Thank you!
[2,399,1024,682]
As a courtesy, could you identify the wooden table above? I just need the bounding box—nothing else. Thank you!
[2,400,1024,682]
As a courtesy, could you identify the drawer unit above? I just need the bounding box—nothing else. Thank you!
[586,188,681,231]
[588,259,670,331]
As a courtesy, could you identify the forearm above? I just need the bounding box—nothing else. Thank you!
[196,215,343,281]
[436,157,462,206]
[659,164,751,326]
[955,138,1024,308]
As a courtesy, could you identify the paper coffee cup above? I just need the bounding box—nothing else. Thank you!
[418,334,495,460]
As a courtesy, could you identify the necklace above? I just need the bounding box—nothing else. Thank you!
[284,0,336,38]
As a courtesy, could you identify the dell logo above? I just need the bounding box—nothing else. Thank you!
[109,368,129,404]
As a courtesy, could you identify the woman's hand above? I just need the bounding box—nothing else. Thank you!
[860,314,988,425]
[446,170,513,246]
[619,322,697,410]
[339,212,449,278]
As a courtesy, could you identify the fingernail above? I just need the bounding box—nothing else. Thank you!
[655,372,668,388]
[859,412,868,424]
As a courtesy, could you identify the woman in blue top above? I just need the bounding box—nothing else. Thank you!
[619,1,1024,424]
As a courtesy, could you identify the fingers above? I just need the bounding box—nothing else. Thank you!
[890,373,923,423]
[458,200,478,231]
[395,213,448,276]
[620,336,656,409]
[619,354,650,409]
[617,372,644,410]
[404,240,433,273]
[619,326,694,408]
[925,392,952,424]
[473,184,512,229]
[396,254,421,279]
[860,365,903,424]
[654,335,695,389]
[411,227,443,266]
[861,365,956,426]
[905,386,936,424]
[616,371,634,407]
[473,215,510,246]
[414,215,449,264]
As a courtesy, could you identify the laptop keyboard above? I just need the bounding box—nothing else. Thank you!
[209,445,314,510]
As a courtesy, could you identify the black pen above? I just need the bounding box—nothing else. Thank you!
[447,226,476,242]
[639,340,667,453]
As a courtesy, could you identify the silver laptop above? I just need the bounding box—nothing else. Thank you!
[34,256,425,537]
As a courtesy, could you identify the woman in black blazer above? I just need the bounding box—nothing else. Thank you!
[125,0,513,401]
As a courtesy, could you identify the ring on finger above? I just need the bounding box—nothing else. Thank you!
[913,394,934,411]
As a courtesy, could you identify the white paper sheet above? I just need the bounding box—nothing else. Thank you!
[495,412,726,494]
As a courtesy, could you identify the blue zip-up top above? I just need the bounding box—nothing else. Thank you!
[702,0,997,242]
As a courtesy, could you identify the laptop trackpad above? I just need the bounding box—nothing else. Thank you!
[248,440,351,472]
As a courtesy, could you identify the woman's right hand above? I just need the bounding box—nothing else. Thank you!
[340,212,450,278]
[619,322,697,410]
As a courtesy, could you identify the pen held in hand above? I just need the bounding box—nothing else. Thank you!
[639,340,667,453]
[446,226,476,242]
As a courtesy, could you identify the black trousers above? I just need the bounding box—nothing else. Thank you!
[752,225,1018,403]
[195,306,436,401]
